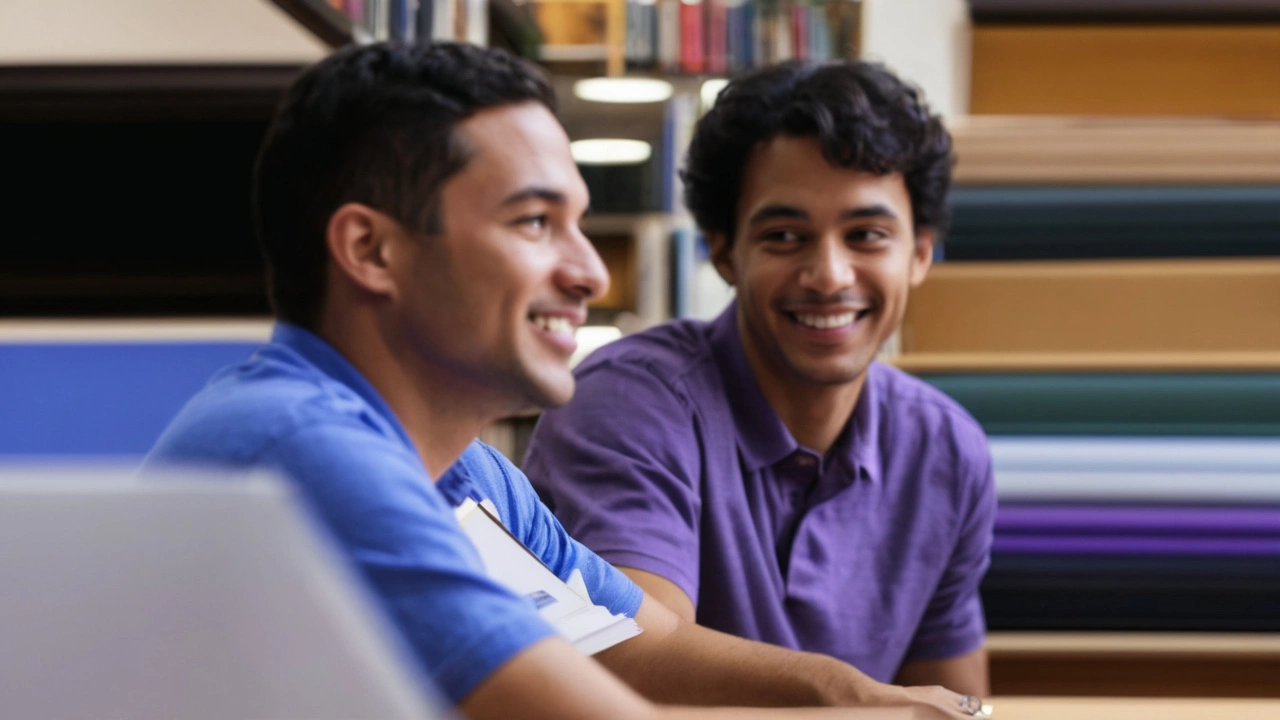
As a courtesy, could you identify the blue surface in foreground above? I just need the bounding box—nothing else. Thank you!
[0,343,259,457]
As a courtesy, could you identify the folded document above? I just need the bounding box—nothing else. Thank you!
[455,499,642,655]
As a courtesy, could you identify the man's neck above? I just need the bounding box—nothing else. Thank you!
[317,312,498,480]
[739,321,867,456]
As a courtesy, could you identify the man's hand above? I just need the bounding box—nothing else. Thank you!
[860,682,984,719]
[590,583,977,718]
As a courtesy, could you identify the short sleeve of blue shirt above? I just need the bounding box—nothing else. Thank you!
[444,441,644,618]
[144,324,641,705]
[264,421,561,703]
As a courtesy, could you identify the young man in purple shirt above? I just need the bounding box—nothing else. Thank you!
[525,61,996,695]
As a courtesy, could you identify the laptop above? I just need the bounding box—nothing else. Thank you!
[0,466,453,720]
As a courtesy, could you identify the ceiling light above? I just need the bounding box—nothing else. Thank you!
[570,139,652,166]
[700,78,729,111]
[574,77,674,104]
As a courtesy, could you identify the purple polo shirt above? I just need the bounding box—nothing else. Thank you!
[524,303,995,681]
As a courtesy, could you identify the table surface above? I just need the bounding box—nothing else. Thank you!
[988,696,1280,719]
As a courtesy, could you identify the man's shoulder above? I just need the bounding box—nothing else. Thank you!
[870,362,988,450]
[147,345,389,468]
[449,441,516,495]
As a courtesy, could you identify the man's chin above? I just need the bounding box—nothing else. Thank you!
[517,371,576,412]
[786,356,872,387]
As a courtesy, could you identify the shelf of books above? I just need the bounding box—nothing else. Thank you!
[305,0,867,75]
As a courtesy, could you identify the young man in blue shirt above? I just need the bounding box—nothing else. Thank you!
[146,42,982,720]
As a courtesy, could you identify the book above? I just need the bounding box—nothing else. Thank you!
[657,0,682,71]
[705,0,728,74]
[454,499,642,656]
[679,0,706,73]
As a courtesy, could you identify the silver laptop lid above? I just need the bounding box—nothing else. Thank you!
[0,467,452,720]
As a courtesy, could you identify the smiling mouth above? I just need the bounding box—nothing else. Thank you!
[529,313,575,335]
[787,309,871,330]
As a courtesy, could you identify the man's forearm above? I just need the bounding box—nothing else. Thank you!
[596,594,883,707]
[895,649,989,697]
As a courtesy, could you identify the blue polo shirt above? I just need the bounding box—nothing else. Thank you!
[144,323,643,704]
[525,302,995,682]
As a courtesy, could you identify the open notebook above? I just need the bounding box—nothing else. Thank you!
[455,498,642,656]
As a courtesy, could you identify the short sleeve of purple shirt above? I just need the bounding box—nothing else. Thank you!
[526,304,996,682]
[525,354,706,599]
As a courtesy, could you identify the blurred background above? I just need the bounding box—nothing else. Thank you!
[2,0,1279,701]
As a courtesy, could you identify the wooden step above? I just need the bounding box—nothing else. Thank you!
[949,116,1280,185]
[971,24,1280,116]
[899,260,1280,365]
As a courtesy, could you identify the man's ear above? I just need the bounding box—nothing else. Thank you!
[325,202,400,299]
[708,231,737,286]
[909,226,935,287]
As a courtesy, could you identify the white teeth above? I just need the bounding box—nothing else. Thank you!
[532,315,574,335]
[794,312,856,330]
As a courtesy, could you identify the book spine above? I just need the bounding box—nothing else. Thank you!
[390,0,407,41]
[679,0,705,73]
[345,0,364,23]
[833,0,861,60]
[706,0,728,74]
[645,2,660,66]
[416,0,433,41]
[374,0,391,40]
[431,0,454,41]
[658,0,682,72]
[405,0,420,41]
[723,1,741,73]
[791,1,806,60]
[464,0,487,45]
[774,1,792,61]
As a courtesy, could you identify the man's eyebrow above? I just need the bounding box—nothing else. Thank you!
[747,204,809,224]
[746,203,900,224]
[499,186,567,207]
[840,204,898,221]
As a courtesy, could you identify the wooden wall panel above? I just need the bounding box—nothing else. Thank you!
[971,25,1280,116]
[900,260,1280,358]
[989,632,1280,698]
[949,117,1280,185]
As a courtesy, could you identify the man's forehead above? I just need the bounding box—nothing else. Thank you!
[450,104,587,204]
[739,164,910,217]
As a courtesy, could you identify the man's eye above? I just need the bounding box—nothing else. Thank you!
[847,228,888,243]
[518,215,548,231]
[762,230,803,244]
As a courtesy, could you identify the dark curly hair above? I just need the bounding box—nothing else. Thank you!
[253,42,556,329]
[682,60,953,246]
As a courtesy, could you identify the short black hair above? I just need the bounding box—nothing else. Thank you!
[252,42,556,329]
[682,60,953,246]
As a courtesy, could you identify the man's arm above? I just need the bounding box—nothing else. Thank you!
[594,573,971,718]
[895,650,989,697]
[896,431,997,698]
[623,568,989,700]
[459,634,958,720]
